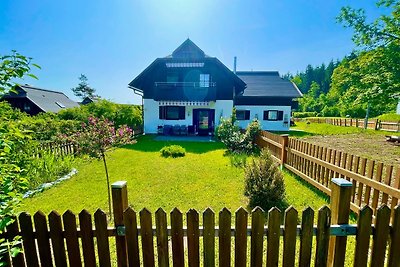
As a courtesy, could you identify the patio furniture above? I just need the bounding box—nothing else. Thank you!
[180,125,188,135]
[157,125,164,135]
[188,125,195,135]
[163,125,172,135]
[173,124,181,135]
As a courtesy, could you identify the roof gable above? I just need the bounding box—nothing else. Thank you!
[171,38,206,59]
[17,85,79,112]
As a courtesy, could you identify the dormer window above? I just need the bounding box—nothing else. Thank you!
[200,74,210,87]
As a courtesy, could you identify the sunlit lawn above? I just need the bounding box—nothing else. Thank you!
[20,135,329,217]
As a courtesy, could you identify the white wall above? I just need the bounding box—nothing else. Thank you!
[397,99,400,115]
[143,99,233,134]
[235,105,292,131]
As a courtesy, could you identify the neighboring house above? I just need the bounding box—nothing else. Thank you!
[80,96,100,105]
[2,84,79,115]
[128,39,301,135]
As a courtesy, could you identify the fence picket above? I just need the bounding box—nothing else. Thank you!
[19,212,39,267]
[388,205,400,267]
[370,205,391,267]
[187,209,200,267]
[155,208,168,267]
[5,217,25,267]
[381,165,393,205]
[34,211,53,267]
[79,210,96,267]
[234,207,248,267]
[372,163,384,212]
[283,207,297,267]
[203,208,215,267]
[390,168,400,210]
[124,207,141,267]
[266,208,281,267]
[219,208,231,267]
[299,207,314,267]
[49,211,67,266]
[94,209,111,267]
[314,206,331,267]
[351,156,360,202]
[250,207,264,267]
[171,208,184,267]
[140,208,155,267]
[364,160,375,206]
[357,158,367,206]
[353,206,372,267]
[63,210,82,267]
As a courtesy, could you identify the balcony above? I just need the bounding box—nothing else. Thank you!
[154,82,217,101]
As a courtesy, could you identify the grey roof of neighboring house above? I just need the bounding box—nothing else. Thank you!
[236,71,302,98]
[17,85,79,112]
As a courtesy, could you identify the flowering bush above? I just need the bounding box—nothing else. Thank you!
[59,117,133,218]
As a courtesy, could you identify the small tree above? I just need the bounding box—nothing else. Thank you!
[244,149,286,211]
[71,74,98,100]
[63,117,132,218]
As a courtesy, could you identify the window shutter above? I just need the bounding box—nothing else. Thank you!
[245,110,250,120]
[159,106,165,119]
[278,111,284,121]
[263,111,268,120]
[179,106,186,120]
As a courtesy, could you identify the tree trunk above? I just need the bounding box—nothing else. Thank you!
[102,152,112,220]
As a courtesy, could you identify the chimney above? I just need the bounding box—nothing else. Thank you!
[233,56,237,74]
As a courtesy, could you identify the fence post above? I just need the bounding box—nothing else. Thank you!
[280,134,289,168]
[328,178,352,267]
[112,181,129,267]
[375,119,380,130]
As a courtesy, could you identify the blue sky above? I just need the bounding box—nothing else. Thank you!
[0,0,384,104]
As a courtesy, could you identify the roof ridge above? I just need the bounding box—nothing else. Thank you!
[20,85,67,95]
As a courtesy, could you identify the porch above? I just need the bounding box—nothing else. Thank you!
[153,135,215,142]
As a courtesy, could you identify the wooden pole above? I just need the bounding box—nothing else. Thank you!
[112,181,129,267]
[328,178,352,267]
[280,134,289,168]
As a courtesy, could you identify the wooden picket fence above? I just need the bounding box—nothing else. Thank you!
[256,131,400,219]
[296,117,400,132]
[3,181,400,267]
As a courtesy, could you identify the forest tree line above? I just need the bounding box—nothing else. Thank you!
[287,0,399,118]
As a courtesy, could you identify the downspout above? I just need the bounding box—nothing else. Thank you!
[128,85,144,134]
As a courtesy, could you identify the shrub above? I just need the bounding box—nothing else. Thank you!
[244,149,286,211]
[160,145,186,158]
[216,112,261,154]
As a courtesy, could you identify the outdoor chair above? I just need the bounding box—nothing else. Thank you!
[163,125,172,135]
[188,125,195,135]
[157,125,164,135]
[180,125,188,135]
[173,124,181,135]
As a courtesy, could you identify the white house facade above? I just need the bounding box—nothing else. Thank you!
[128,39,302,135]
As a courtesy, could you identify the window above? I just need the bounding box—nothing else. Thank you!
[159,106,185,120]
[236,110,250,120]
[263,110,284,121]
[55,101,66,108]
[199,74,210,87]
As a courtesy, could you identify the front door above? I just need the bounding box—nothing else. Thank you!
[193,109,215,136]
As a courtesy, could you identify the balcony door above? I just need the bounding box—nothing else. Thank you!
[193,109,215,136]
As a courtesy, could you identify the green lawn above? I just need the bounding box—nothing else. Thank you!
[19,135,329,217]
[290,121,395,137]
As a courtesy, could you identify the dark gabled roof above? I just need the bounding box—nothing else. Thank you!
[165,38,210,59]
[128,39,246,90]
[6,85,79,112]
[236,71,302,98]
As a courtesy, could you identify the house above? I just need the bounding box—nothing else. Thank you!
[397,98,400,115]
[80,96,100,105]
[2,84,79,115]
[128,39,301,135]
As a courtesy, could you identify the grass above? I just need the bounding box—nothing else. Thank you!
[20,135,329,217]
[290,121,395,137]
[376,113,400,122]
